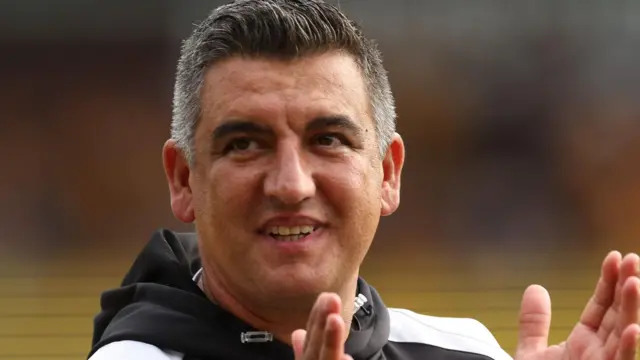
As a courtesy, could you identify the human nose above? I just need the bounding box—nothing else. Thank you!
[263,142,316,205]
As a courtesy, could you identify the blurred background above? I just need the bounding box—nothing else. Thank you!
[1,0,639,358]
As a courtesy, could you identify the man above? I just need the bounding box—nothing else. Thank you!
[87,1,640,359]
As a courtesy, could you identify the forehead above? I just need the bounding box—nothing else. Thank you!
[199,52,370,127]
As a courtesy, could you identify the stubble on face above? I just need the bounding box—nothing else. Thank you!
[190,52,384,306]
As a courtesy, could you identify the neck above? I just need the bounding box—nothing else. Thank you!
[199,266,358,345]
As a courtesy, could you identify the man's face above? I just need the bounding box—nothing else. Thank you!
[164,52,404,301]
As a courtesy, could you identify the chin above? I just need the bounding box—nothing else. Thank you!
[260,263,336,297]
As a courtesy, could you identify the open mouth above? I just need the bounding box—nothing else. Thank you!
[266,225,317,242]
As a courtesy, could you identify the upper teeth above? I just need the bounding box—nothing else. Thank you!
[269,226,314,236]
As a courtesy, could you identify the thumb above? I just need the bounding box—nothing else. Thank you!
[291,329,307,359]
[516,284,552,356]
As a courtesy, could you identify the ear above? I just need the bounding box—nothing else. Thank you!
[162,139,195,223]
[380,133,405,216]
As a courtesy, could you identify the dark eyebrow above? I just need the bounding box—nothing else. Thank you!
[305,115,363,137]
[211,120,273,142]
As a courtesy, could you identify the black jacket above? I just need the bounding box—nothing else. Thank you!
[88,229,512,360]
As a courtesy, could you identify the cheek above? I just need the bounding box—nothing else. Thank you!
[318,160,382,219]
[196,165,262,230]
[318,162,381,268]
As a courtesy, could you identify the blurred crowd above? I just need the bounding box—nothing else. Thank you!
[2,0,640,260]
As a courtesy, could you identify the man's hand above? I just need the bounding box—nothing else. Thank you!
[516,251,640,360]
[291,293,353,360]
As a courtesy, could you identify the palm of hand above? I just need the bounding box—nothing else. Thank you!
[516,252,640,360]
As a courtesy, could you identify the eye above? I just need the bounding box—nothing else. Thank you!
[223,137,260,154]
[313,133,348,148]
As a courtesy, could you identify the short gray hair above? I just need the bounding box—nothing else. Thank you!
[171,0,396,164]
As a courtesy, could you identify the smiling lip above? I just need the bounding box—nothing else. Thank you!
[258,215,326,234]
[256,214,327,253]
[258,227,326,254]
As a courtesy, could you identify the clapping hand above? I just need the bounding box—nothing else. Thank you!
[516,252,639,360]
[291,293,353,360]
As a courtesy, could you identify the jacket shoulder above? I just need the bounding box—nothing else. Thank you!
[387,308,513,360]
[88,340,183,360]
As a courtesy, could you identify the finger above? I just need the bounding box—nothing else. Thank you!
[605,276,640,359]
[305,293,341,358]
[618,276,640,335]
[516,285,552,355]
[617,254,640,311]
[580,251,621,331]
[341,355,354,360]
[613,323,640,360]
[304,293,329,356]
[292,329,307,359]
[319,313,345,360]
[599,253,637,340]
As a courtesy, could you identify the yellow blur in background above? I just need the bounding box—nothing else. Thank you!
[1,1,639,359]
[2,244,636,359]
